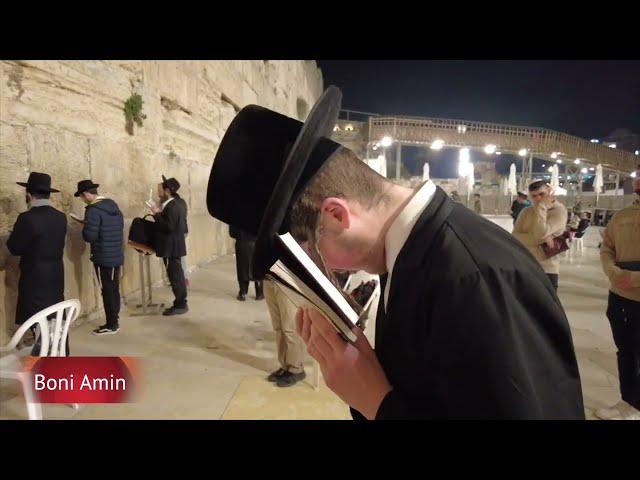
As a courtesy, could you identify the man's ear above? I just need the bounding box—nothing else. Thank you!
[320,197,351,230]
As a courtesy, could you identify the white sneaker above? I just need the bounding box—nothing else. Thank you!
[595,401,640,420]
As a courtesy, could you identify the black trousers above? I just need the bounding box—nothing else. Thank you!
[30,312,70,356]
[164,257,187,308]
[547,273,559,291]
[95,265,120,329]
[606,291,640,410]
[239,280,263,296]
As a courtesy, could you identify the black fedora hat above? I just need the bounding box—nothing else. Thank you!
[16,172,60,193]
[74,179,100,197]
[161,175,180,194]
[207,86,342,278]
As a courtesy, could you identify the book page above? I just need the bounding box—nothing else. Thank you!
[267,269,357,343]
[277,233,359,326]
[270,261,357,342]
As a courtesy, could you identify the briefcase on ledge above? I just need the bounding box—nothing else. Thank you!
[128,214,156,254]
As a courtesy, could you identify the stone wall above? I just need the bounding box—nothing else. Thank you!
[0,60,323,342]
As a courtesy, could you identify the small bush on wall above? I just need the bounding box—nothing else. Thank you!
[124,93,146,135]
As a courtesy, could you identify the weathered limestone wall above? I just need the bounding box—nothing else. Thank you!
[0,60,323,342]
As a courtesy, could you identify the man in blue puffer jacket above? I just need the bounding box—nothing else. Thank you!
[75,179,124,335]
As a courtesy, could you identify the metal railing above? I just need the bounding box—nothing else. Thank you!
[368,116,638,173]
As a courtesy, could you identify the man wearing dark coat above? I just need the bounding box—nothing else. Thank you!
[229,225,264,301]
[206,87,585,419]
[6,172,68,355]
[75,179,124,335]
[150,175,188,316]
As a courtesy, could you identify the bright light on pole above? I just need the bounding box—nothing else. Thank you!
[574,159,581,165]
[631,171,637,178]
[518,148,527,157]
[581,167,588,174]
[557,159,563,164]
[484,144,496,154]
[551,152,558,159]
[590,139,599,143]
[608,143,617,149]
[380,136,393,148]
[458,147,471,177]
[430,139,444,150]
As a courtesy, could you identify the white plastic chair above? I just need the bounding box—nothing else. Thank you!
[0,299,81,420]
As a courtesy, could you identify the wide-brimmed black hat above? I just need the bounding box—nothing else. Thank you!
[161,175,180,194]
[74,179,100,197]
[16,172,60,193]
[207,86,342,278]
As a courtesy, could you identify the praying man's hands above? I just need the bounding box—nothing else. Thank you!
[296,307,392,420]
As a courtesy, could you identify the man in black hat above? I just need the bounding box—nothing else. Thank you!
[6,172,68,354]
[75,179,124,335]
[511,191,530,225]
[150,176,188,315]
[207,86,584,419]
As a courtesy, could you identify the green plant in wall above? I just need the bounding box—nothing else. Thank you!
[124,93,146,135]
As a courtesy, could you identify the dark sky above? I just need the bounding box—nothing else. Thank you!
[317,60,640,139]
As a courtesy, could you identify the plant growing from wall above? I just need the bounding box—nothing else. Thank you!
[124,93,146,135]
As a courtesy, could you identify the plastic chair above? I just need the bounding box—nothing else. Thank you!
[0,299,81,420]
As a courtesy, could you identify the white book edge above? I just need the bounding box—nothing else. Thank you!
[278,233,359,326]
[268,265,357,343]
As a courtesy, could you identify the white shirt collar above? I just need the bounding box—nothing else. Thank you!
[28,199,52,209]
[383,180,437,310]
[162,197,174,209]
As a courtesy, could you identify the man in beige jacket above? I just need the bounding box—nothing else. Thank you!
[513,180,568,290]
[263,279,306,387]
[595,173,640,420]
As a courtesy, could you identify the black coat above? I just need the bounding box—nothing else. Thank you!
[6,205,67,325]
[153,197,187,259]
[352,187,584,420]
[82,198,124,267]
[229,225,258,283]
[511,200,527,221]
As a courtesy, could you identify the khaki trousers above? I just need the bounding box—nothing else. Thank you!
[264,280,305,374]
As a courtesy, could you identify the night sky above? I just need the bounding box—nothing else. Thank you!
[317,60,640,180]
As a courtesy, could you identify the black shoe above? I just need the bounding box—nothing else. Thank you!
[92,325,120,335]
[255,282,264,300]
[162,306,188,316]
[267,368,287,382]
[237,291,247,301]
[276,371,306,387]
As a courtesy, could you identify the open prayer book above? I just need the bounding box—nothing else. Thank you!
[266,233,359,343]
[69,213,84,223]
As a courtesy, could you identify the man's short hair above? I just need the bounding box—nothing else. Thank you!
[288,146,391,243]
[528,180,548,191]
[27,190,50,199]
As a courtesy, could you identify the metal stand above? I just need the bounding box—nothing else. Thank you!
[130,249,164,316]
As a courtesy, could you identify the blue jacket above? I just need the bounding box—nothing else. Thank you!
[82,198,124,267]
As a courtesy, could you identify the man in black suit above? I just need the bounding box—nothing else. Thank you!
[6,172,68,354]
[150,176,188,316]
